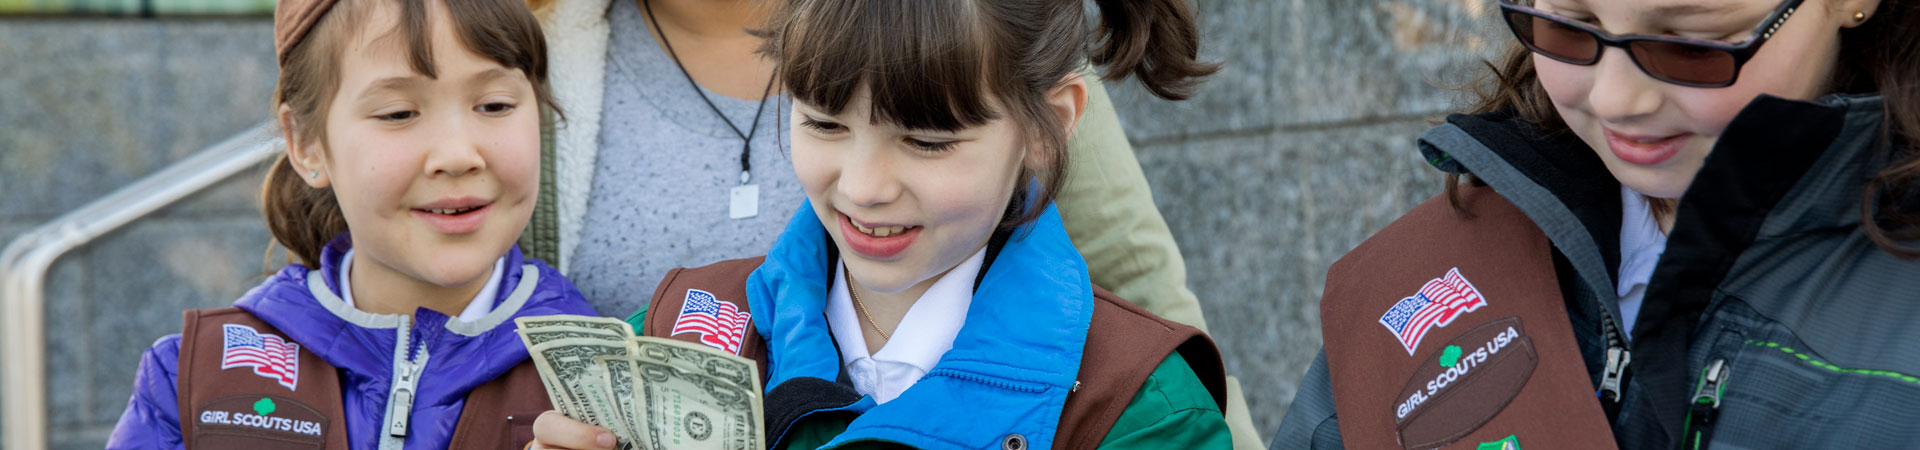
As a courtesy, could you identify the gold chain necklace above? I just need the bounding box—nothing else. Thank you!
[844,266,892,341]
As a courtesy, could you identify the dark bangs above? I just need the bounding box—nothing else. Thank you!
[771,0,1002,132]
[393,0,556,112]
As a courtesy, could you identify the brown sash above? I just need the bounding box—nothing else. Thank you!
[178,308,549,449]
[641,257,1227,449]
[1320,184,1614,449]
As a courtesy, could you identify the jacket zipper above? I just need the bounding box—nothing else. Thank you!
[1595,288,1632,409]
[380,315,430,450]
[1681,358,1730,450]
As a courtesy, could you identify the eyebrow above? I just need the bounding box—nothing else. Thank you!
[357,76,422,98]
[1647,2,1742,17]
[465,67,522,86]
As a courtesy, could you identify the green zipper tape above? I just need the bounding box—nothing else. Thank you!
[1744,340,1920,386]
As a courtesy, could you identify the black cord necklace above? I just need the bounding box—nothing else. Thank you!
[644,0,778,218]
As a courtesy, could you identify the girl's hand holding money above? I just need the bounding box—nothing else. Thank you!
[528,410,616,450]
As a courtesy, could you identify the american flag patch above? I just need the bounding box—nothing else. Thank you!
[670,289,751,354]
[220,324,300,390]
[1378,268,1488,355]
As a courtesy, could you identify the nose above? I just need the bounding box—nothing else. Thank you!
[836,139,903,209]
[422,112,486,178]
[1586,47,1665,125]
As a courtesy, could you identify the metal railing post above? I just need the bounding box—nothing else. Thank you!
[2,122,282,450]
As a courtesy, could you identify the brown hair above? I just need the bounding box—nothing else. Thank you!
[760,0,1217,228]
[1455,0,1920,257]
[263,0,556,268]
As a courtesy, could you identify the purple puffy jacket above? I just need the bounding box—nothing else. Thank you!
[107,237,597,450]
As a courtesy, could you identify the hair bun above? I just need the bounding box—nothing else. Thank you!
[274,0,341,66]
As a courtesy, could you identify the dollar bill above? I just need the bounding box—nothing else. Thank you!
[630,358,763,450]
[519,315,765,450]
[516,315,634,337]
[627,338,759,390]
[527,338,635,449]
[520,325,627,348]
[597,355,651,450]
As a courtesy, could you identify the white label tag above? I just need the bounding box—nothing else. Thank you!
[729,184,759,219]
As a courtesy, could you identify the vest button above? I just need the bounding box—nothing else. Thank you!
[1002,433,1028,450]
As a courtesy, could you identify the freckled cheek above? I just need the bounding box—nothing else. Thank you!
[789,141,838,199]
[327,139,417,216]
[486,129,543,196]
[1535,57,1595,120]
[1664,89,1746,137]
[918,170,1014,232]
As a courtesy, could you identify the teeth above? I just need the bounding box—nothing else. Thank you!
[427,207,472,215]
[851,221,907,237]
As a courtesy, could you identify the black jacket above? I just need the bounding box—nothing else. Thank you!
[1275,93,1920,449]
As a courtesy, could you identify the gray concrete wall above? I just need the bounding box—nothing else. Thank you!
[0,1,1507,446]
[0,17,282,450]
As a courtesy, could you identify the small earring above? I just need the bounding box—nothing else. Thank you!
[309,170,319,179]
[1855,11,1868,23]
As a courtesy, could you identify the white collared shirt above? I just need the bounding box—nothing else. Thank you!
[1616,186,1669,339]
[826,248,987,404]
[339,249,504,323]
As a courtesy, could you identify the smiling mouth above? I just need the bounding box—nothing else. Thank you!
[420,206,482,215]
[850,221,916,237]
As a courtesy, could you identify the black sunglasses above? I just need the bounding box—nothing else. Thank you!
[1499,0,1804,88]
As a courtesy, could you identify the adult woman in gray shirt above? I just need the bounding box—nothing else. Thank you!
[519,0,1260,447]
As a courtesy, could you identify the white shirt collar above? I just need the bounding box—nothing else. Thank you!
[1617,186,1669,297]
[339,248,504,323]
[826,248,987,404]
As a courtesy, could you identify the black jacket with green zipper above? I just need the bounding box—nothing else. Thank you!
[1275,93,1920,449]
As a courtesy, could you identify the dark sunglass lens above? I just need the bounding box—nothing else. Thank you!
[1507,11,1600,64]
[1628,40,1738,86]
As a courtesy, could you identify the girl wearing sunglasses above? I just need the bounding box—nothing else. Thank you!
[1276,0,1919,448]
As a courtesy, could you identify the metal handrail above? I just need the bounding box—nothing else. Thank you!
[2,121,283,450]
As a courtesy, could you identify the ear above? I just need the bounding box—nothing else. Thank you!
[1030,73,1089,170]
[1834,0,1883,27]
[278,105,332,189]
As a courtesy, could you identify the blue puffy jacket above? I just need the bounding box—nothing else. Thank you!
[106,237,596,450]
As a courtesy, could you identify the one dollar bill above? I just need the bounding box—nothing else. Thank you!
[518,314,764,450]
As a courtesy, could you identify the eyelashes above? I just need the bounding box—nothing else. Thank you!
[371,102,519,123]
[904,138,958,152]
[801,116,960,153]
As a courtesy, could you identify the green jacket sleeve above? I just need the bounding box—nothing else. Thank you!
[624,306,647,335]
[1094,350,1232,450]
[1060,73,1210,333]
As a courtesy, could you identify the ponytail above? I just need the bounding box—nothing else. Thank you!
[1089,0,1219,101]
[259,154,348,268]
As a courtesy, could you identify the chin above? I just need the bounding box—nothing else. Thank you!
[1612,168,1693,200]
[415,246,504,287]
[841,256,925,294]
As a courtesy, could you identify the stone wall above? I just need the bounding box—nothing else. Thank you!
[0,1,1506,446]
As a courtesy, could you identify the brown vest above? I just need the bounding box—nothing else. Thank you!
[176,308,550,450]
[1319,184,1615,449]
[639,257,1228,449]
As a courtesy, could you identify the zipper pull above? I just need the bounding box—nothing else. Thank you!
[387,359,420,437]
[1683,358,1730,450]
[384,317,428,440]
[1598,346,1632,403]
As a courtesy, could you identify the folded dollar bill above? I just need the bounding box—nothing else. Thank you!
[517,315,765,450]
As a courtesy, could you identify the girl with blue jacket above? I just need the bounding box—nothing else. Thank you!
[530,0,1233,449]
